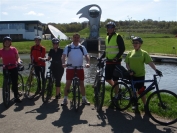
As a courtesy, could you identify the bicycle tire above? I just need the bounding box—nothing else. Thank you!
[111,82,132,111]
[73,80,80,111]
[2,78,10,108]
[42,77,53,103]
[94,80,105,112]
[146,89,177,126]
[25,73,39,98]
[18,73,24,97]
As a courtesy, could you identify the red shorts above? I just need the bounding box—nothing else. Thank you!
[66,69,84,81]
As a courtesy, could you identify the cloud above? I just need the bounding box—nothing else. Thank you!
[25,11,44,16]
[2,12,8,15]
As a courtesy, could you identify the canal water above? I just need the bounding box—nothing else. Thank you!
[17,53,177,94]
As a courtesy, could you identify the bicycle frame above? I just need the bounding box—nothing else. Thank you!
[129,75,161,102]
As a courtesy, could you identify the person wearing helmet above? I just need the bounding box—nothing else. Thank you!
[100,21,125,107]
[125,36,162,111]
[39,38,64,99]
[30,36,46,95]
[0,36,23,103]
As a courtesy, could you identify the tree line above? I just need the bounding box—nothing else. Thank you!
[47,19,177,34]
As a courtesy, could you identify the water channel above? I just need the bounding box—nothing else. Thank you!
[17,53,177,94]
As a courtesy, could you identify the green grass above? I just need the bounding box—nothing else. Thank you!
[0,28,176,56]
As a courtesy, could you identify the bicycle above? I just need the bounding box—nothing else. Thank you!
[25,63,39,98]
[90,56,107,112]
[42,61,54,103]
[66,64,81,111]
[111,74,177,126]
[0,63,24,108]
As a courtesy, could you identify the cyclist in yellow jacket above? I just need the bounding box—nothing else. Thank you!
[100,21,125,107]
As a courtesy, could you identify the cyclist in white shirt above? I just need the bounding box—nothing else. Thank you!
[61,33,90,106]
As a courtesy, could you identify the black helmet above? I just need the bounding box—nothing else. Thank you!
[105,21,116,28]
[52,38,60,44]
[3,36,12,42]
[132,36,143,44]
[34,36,42,40]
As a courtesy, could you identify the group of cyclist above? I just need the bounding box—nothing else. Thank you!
[0,21,162,109]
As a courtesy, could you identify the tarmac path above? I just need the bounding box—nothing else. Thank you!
[0,90,177,133]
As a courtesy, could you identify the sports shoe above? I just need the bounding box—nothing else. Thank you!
[61,99,68,106]
[82,98,90,105]
[55,93,61,99]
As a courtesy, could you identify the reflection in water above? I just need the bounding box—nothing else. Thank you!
[16,54,177,94]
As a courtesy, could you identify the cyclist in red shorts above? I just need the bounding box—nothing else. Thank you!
[61,33,90,106]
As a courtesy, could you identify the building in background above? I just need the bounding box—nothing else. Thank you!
[0,20,46,41]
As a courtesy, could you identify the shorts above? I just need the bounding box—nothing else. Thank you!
[66,69,84,81]
[132,76,145,91]
[105,64,120,81]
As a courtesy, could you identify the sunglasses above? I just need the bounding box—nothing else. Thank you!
[107,26,114,29]
[132,42,140,44]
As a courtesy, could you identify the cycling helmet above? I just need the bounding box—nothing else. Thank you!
[132,36,143,44]
[3,36,12,42]
[34,36,42,40]
[105,21,116,28]
[52,38,60,44]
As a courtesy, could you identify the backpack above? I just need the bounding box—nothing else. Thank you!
[67,44,84,57]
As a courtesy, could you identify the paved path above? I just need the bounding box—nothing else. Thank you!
[0,91,177,133]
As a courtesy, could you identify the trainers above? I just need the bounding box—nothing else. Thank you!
[14,98,22,103]
[82,98,90,105]
[61,99,68,106]
[55,93,61,99]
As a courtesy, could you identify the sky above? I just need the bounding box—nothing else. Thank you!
[0,0,176,24]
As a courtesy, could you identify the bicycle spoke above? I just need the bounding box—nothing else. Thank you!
[94,81,105,112]
[111,82,131,111]
[147,90,177,125]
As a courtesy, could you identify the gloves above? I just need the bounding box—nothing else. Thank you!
[155,69,163,76]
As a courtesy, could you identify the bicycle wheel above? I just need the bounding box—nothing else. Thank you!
[18,73,24,97]
[146,90,177,126]
[111,82,132,111]
[42,77,53,103]
[25,73,39,98]
[94,79,105,112]
[73,80,80,111]
[2,78,10,108]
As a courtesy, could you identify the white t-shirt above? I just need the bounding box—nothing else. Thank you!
[63,43,88,68]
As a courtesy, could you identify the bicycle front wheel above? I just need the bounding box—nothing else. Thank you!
[42,78,53,103]
[25,73,39,98]
[94,80,105,112]
[146,90,177,126]
[111,82,132,111]
[2,79,10,108]
[73,80,80,111]
[18,73,24,97]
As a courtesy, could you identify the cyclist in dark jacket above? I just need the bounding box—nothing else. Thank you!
[39,38,64,99]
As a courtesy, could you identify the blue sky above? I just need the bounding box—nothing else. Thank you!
[0,0,176,24]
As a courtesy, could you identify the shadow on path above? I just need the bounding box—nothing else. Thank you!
[52,104,88,133]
